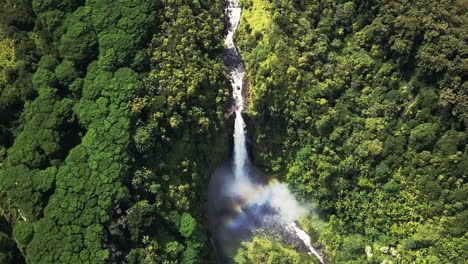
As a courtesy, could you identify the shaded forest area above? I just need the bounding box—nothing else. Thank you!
[0,0,466,263]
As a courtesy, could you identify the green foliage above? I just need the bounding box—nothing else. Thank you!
[1,165,56,220]
[32,0,82,14]
[37,55,59,70]
[92,0,158,70]
[122,2,229,263]
[59,7,97,63]
[234,236,319,264]
[334,2,356,31]
[13,221,34,251]
[409,123,439,151]
[2,0,464,263]
[237,0,468,263]
[1,0,163,263]
[179,213,196,238]
[343,234,365,254]
[5,86,73,168]
[55,60,78,86]
[0,0,39,131]
[0,33,15,83]
[97,31,134,70]
[127,201,156,243]
[412,223,441,248]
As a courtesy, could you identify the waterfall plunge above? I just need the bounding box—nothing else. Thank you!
[226,0,251,196]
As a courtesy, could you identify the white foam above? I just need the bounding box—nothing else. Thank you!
[289,222,325,263]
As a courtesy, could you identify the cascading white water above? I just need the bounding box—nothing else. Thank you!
[225,0,249,184]
[217,0,325,263]
[289,222,325,263]
[225,0,242,50]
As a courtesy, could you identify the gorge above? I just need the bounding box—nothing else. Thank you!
[208,0,325,262]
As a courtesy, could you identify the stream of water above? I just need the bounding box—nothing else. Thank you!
[226,0,249,187]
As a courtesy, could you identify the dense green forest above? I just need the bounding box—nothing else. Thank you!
[0,0,466,263]
[236,0,467,263]
[0,0,228,263]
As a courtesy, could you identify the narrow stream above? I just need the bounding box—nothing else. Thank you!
[208,0,325,263]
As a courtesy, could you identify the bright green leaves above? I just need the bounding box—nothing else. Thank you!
[126,206,204,263]
[110,67,141,103]
[80,63,141,102]
[26,217,81,263]
[6,0,155,262]
[179,213,196,238]
[125,3,229,253]
[133,123,156,153]
[165,241,184,256]
[89,0,158,70]
[81,62,112,99]
[55,60,78,86]
[5,86,73,168]
[342,234,365,255]
[0,33,15,83]
[124,8,228,263]
[411,223,441,248]
[131,0,227,151]
[97,31,135,70]
[0,0,167,262]
[234,236,319,264]
[251,43,270,63]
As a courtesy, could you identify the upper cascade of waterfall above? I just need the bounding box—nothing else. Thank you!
[225,0,242,49]
[225,0,248,183]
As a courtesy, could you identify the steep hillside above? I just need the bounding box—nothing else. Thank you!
[236,0,467,263]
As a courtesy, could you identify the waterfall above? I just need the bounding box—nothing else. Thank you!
[225,0,249,184]
[209,1,325,263]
